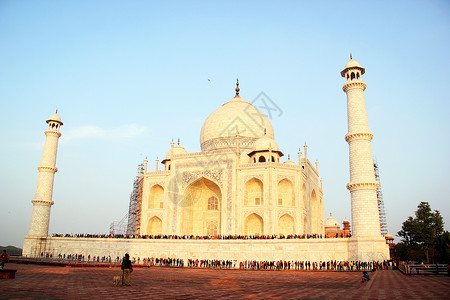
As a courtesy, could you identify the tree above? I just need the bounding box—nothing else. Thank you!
[397,202,444,263]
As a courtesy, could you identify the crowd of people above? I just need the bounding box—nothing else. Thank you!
[37,251,397,272]
[51,233,351,240]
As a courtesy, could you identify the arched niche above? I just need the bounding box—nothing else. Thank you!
[245,213,263,236]
[245,177,263,206]
[147,216,162,235]
[278,214,294,235]
[277,179,294,206]
[148,184,164,209]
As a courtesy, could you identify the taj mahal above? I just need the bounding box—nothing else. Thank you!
[23,56,390,262]
[137,79,323,238]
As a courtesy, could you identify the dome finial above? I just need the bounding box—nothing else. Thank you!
[235,78,240,96]
[178,138,180,146]
[56,109,58,114]
[350,53,352,60]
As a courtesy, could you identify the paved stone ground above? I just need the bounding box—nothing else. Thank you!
[0,263,449,299]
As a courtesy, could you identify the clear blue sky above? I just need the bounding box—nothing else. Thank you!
[1,0,449,247]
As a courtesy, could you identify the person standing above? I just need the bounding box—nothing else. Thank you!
[0,250,8,269]
[121,253,133,286]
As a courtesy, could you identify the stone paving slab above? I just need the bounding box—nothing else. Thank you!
[0,263,448,299]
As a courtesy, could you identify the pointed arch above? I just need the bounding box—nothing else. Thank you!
[206,222,218,236]
[277,179,294,206]
[245,213,263,235]
[303,215,307,234]
[245,177,263,206]
[258,156,266,162]
[181,177,221,236]
[147,216,162,235]
[278,214,294,235]
[302,184,307,209]
[148,184,164,209]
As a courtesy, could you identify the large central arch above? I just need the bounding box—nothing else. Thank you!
[181,177,221,236]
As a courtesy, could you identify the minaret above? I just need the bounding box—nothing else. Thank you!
[341,55,381,238]
[27,111,63,237]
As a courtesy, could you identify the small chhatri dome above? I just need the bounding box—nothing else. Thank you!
[165,145,188,160]
[384,232,394,240]
[253,136,279,151]
[325,214,340,228]
[46,110,63,125]
[343,218,350,224]
[344,53,361,69]
[341,54,365,77]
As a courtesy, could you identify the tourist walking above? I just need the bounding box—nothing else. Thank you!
[121,253,133,286]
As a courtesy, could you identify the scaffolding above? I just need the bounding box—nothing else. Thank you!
[126,163,144,235]
[109,213,128,235]
[374,160,388,236]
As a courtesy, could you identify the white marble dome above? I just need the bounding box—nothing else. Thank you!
[253,136,279,151]
[344,58,361,69]
[165,145,188,159]
[325,215,340,228]
[47,112,62,124]
[200,95,274,151]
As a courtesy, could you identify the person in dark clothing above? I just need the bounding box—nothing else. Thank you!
[121,253,133,286]
[0,250,8,269]
[361,271,370,283]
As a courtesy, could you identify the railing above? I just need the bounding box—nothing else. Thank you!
[399,263,447,275]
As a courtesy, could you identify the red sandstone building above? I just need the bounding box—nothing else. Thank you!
[324,214,351,238]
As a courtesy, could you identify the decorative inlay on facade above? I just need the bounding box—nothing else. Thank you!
[147,213,163,221]
[201,136,257,151]
[244,174,263,183]
[243,210,264,219]
[346,182,380,191]
[345,132,373,142]
[277,175,295,184]
[183,170,223,187]
[146,170,170,176]
[149,182,165,189]
[240,162,300,169]
[277,210,295,219]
